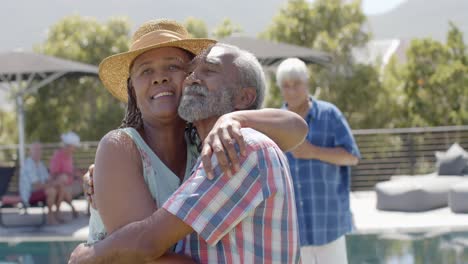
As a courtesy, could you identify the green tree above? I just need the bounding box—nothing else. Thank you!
[264,75,284,109]
[212,18,243,39]
[387,22,468,127]
[184,17,208,38]
[380,56,407,126]
[0,110,17,145]
[263,0,392,129]
[27,15,131,142]
[0,109,18,164]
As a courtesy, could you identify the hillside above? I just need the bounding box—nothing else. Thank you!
[0,0,286,51]
[368,0,468,41]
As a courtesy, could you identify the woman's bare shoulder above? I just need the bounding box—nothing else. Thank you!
[100,129,134,147]
[99,128,141,153]
[95,129,140,168]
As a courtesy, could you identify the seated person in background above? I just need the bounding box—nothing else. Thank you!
[49,131,81,218]
[20,142,65,224]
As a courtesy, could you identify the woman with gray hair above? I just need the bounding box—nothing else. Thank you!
[49,131,81,219]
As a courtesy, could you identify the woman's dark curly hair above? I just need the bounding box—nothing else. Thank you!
[119,78,143,130]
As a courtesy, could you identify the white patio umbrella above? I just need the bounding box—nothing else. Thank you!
[0,51,98,168]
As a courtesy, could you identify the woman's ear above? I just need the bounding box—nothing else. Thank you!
[234,87,257,110]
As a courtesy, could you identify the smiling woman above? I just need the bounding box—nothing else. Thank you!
[86,21,217,249]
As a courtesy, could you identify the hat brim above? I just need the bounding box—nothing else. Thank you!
[99,38,217,102]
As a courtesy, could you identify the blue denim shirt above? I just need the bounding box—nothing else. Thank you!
[284,97,360,246]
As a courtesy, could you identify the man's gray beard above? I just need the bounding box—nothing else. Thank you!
[178,84,236,123]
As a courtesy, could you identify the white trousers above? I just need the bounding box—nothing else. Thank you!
[300,236,348,264]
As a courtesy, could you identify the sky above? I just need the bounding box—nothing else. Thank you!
[307,0,407,15]
[361,0,407,15]
[0,0,409,53]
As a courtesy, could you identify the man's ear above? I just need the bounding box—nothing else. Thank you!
[234,87,257,110]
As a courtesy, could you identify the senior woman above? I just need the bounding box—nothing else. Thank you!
[49,131,81,220]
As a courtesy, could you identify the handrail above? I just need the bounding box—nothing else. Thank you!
[353,125,468,135]
[1,126,468,191]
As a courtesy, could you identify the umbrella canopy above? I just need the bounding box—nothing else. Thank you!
[0,51,98,168]
[220,36,332,66]
[0,51,97,78]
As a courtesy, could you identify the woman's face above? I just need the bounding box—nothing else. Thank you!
[130,47,192,122]
[64,144,75,154]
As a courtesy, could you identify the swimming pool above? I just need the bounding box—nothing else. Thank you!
[347,231,468,264]
[0,240,80,264]
[1,231,467,263]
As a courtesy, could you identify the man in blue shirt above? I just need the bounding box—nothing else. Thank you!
[276,58,361,264]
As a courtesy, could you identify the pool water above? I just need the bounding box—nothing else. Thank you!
[347,231,468,264]
[0,241,80,264]
[0,232,467,263]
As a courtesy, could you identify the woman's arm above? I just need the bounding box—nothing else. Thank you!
[93,130,157,234]
[201,108,308,179]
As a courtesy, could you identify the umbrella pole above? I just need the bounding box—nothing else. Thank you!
[15,72,26,170]
[16,96,25,170]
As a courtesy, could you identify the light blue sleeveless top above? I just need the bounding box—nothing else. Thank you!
[87,127,199,244]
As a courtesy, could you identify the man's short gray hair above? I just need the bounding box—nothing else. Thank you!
[216,43,266,109]
[276,58,309,87]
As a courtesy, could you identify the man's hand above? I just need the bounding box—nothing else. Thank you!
[82,164,97,209]
[68,243,95,264]
[201,113,247,180]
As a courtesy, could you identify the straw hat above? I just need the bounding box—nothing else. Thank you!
[99,19,217,102]
[61,131,80,147]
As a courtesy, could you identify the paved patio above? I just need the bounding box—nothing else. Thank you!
[1,192,468,243]
[351,191,468,235]
[0,200,89,242]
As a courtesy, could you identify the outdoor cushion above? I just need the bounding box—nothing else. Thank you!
[390,173,437,181]
[436,153,467,175]
[1,194,22,206]
[436,143,468,176]
[449,180,468,213]
[462,166,468,176]
[375,176,465,212]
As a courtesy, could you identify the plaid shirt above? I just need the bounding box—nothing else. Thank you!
[163,128,301,264]
[284,97,360,246]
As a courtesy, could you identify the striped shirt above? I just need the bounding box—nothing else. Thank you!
[163,128,301,264]
[284,97,360,246]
